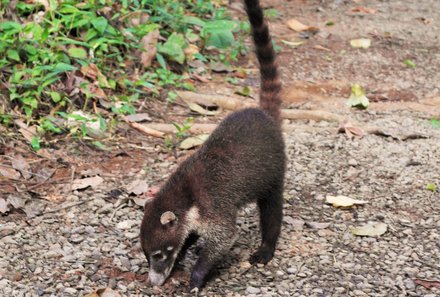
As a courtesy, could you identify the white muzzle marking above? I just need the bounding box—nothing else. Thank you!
[149,269,167,286]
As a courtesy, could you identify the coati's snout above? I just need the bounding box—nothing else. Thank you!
[140,210,183,286]
[147,247,178,286]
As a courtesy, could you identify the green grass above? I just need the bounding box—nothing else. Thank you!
[0,0,247,149]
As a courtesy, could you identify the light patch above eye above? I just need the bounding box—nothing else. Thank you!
[151,250,162,256]
[166,246,174,251]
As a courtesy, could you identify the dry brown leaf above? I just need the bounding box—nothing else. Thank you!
[140,29,159,67]
[80,63,111,88]
[72,176,104,190]
[348,6,377,14]
[350,38,371,49]
[129,12,150,26]
[0,166,21,180]
[14,119,37,144]
[350,222,387,237]
[7,195,27,209]
[24,200,45,218]
[326,195,368,207]
[80,82,108,100]
[313,45,331,51]
[187,102,220,116]
[132,197,151,207]
[287,19,319,32]
[184,44,200,61]
[339,121,365,138]
[191,73,210,83]
[179,134,209,150]
[11,155,31,179]
[0,198,9,214]
[283,216,305,229]
[413,278,440,290]
[306,222,331,229]
[84,288,122,297]
[126,179,149,195]
[122,113,152,123]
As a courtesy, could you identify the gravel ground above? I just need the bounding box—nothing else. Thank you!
[1,110,439,297]
[1,0,440,296]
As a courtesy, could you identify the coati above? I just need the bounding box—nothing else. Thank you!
[140,0,285,289]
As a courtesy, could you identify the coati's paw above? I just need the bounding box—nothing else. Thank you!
[249,248,274,265]
[189,270,206,289]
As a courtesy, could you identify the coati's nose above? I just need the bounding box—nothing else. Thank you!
[149,270,166,286]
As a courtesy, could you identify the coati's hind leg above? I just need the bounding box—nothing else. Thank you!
[189,224,236,289]
[250,187,283,264]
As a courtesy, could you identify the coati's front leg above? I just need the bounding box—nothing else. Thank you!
[250,188,283,264]
[189,224,236,289]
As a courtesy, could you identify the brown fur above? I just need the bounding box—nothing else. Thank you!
[140,0,285,289]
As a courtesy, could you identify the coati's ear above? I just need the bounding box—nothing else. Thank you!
[160,211,177,225]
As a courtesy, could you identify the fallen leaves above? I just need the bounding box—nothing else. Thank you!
[426,183,437,192]
[11,155,31,179]
[338,121,365,138]
[72,176,104,190]
[347,6,377,15]
[0,198,8,214]
[350,222,387,237]
[305,222,331,229]
[413,278,440,290]
[140,29,159,67]
[350,38,371,49]
[80,63,111,89]
[179,134,209,150]
[0,165,21,180]
[186,102,220,116]
[126,179,149,196]
[403,59,416,68]
[346,84,369,109]
[326,195,368,207]
[84,288,122,297]
[122,113,152,123]
[287,19,319,32]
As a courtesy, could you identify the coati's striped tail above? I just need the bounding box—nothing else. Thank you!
[244,0,282,124]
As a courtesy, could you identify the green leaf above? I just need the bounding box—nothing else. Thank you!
[49,91,61,103]
[0,21,22,33]
[403,59,416,68]
[156,53,167,69]
[53,63,77,73]
[202,20,237,49]
[426,183,437,192]
[157,33,187,64]
[98,114,107,132]
[182,16,206,27]
[346,84,369,109]
[31,136,41,151]
[430,118,440,128]
[7,49,20,62]
[235,86,251,97]
[92,141,110,151]
[91,17,108,34]
[68,47,88,59]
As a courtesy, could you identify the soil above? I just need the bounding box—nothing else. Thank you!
[1,0,439,296]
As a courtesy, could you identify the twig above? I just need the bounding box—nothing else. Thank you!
[127,122,165,138]
[43,198,93,215]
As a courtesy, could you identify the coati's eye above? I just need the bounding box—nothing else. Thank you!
[151,250,167,261]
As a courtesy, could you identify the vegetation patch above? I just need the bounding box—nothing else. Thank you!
[0,0,247,149]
